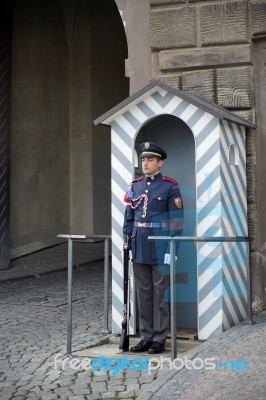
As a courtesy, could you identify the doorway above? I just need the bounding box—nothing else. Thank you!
[135,114,197,329]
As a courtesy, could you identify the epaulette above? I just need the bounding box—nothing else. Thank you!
[163,176,176,183]
[132,176,144,183]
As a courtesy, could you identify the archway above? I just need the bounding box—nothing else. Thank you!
[4,0,128,259]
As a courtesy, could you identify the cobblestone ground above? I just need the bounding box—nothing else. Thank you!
[0,260,157,400]
[138,311,266,400]
[1,248,265,400]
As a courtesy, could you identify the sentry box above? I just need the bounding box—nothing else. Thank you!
[94,80,255,340]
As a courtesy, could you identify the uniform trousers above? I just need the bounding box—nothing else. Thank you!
[133,263,170,343]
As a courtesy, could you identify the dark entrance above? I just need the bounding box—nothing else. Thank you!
[135,114,197,329]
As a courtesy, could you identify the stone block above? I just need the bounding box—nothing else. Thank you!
[108,377,124,384]
[250,0,266,37]
[107,383,126,392]
[139,374,155,384]
[12,391,28,397]
[217,67,253,109]
[40,395,59,400]
[230,110,255,125]
[118,389,140,398]
[10,397,25,400]
[156,75,181,89]
[200,1,248,46]
[72,388,92,396]
[53,388,74,397]
[150,0,185,5]
[151,51,160,76]
[91,381,107,389]
[124,378,139,384]
[0,381,15,389]
[246,157,256,202]
[86,395,104,400]
[15,378,29,389]
[124,370,141,378]
[93,369,108,377]
[159,45,251,71]
[101,392,119,400]
[247,203,257,248]
[126,383,140,391]
[251,252,266,309]
[182,70,215,101]
[150,7,196,50]
[245,129,256,156]
[93,375,109,382]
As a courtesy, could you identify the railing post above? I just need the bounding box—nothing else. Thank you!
[103,237,110,332]
[67,237,73,356]
[247,240,255,325]
[148,235,255,358]
[170,238,177,361]
[57,233,111,354]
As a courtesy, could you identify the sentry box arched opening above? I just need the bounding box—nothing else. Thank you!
[94,80,255,340]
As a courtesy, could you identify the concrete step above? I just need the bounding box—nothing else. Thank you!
[73,343,173,359]
[108,335,203,351]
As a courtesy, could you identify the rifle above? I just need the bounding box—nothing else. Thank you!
[119,236,130,351]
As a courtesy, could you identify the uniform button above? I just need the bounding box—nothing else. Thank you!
[147,182,151,185]
[145,190,148,193]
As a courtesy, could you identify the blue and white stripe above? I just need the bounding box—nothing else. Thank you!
[220,120,248,332]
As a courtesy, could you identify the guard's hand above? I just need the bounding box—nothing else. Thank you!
[164,254,170,264]
[164,254,177,264]
[121,250,132,260]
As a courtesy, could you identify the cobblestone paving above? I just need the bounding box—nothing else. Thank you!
[138,311,266,400]
[0,260,158,400]
[0,242,105,281]
[1,245,265,400]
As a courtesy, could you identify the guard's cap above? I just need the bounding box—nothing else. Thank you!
[139,142,167,160]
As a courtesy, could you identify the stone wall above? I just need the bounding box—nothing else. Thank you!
[10,0,70,258]
[149,0,266,307]
[150,0,263,107]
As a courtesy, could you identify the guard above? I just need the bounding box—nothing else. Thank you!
[123,142,183,353]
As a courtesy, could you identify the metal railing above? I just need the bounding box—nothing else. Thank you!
[57,234,111,355]
[148,235,254,361]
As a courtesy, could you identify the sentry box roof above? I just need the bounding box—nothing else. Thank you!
[94,79,256,129]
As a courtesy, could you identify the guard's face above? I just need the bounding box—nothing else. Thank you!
[141,156,163,176]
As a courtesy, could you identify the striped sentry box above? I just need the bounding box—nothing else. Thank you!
[94,80,255,341]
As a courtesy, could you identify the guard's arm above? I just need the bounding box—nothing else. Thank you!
[164,183,184,262]
[167,182,184,237]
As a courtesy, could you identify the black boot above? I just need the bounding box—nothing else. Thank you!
[130,340,153,353]
[148,341,165,354]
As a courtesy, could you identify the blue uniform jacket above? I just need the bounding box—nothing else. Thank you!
[123,172,184,264]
